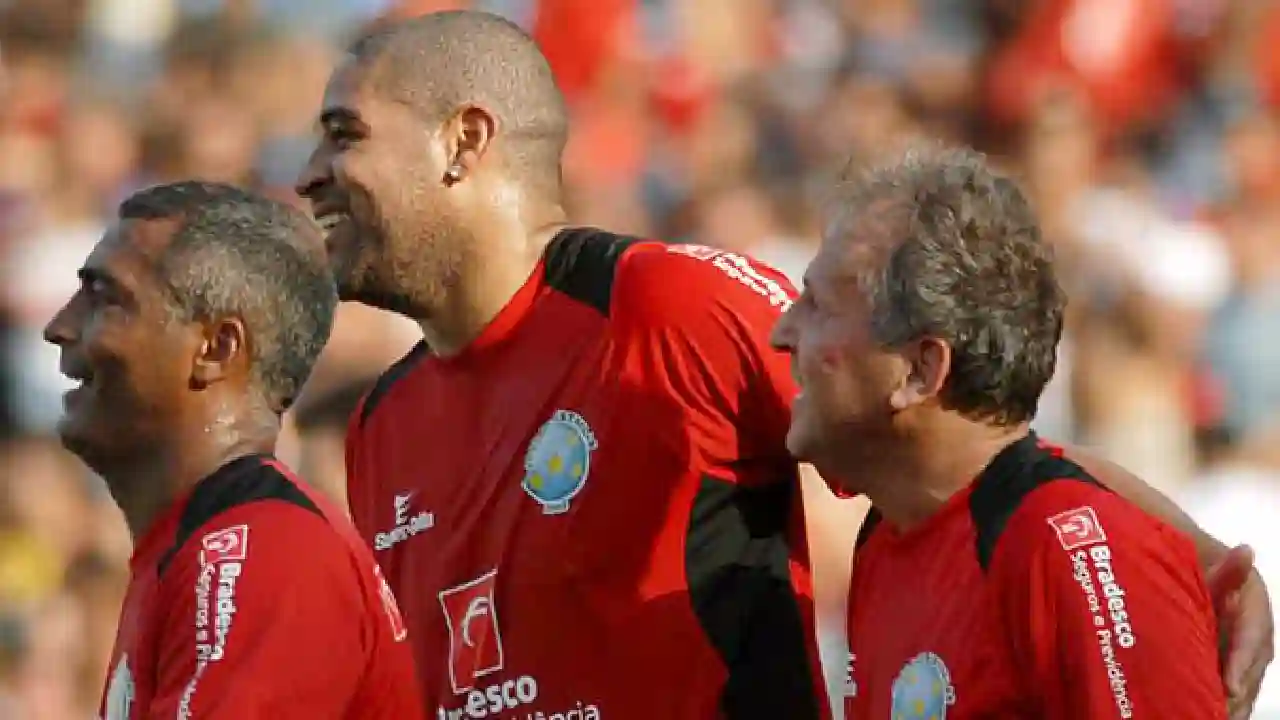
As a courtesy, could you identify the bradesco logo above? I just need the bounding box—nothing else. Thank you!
[179,525,249,718]
[438,570,539,719]
[195,525,248,662]
[1049,506,1137,718]
[1048,506,1107,551]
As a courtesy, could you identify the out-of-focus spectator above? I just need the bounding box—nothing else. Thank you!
[985,0,1223,137]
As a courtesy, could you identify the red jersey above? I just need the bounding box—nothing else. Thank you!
[846,434,1225,719]
[100,454,422,720]
[346,229,827,719]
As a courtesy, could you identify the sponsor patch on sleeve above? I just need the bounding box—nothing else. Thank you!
[178,524,250,718]
[666,244,794,311]
[1046,506,1107,551]
[200,524,249,563]
[1052,505,1136,718]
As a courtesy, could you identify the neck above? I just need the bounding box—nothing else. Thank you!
[839,416,1029,531]
[104,409,279,541]
[419,208,567,357]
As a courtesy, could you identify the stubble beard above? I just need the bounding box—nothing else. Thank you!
[337,213,464,323]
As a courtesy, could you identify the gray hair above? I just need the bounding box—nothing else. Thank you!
[119,181,337,413]
[830,144,1065,426]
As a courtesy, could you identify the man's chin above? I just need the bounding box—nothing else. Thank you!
[785,423,817,463]
[55,416,103,470]
[786,421,850,481]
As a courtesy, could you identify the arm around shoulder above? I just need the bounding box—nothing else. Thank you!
[992,483,1227,719]
[1064,444,1227,566]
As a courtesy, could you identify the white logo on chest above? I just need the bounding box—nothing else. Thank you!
[375,491,435,551]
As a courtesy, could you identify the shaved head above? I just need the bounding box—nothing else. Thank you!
[297,10,573,344]
[348,11,569,195]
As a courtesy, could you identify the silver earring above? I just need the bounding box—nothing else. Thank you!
[445,165,463,182]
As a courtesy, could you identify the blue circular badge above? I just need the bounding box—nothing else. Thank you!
[890,652,956,720]
[522,409,597,514]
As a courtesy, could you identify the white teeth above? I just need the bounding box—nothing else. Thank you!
[60,361,92,386]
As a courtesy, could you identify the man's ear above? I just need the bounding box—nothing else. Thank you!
[888,337,951,411]
[442,104,498,184]
[190,317,249,389]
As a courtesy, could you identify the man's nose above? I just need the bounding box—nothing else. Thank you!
[295,150,329,201]
[43,302,77,348]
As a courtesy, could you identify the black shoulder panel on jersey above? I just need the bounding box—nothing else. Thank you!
[542,226,642,316]
[686,473,821,720]
[359,340,430,428]
[856,508,882,549]
[157,454,322,576]
[968,432,1109,571]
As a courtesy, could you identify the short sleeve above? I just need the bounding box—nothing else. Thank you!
[147,504,374,718]
[991,483,1227,719]
[611,243,797,485]
[609,243,830,719]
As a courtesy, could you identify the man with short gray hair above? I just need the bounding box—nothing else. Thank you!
[773,144,1241,718]
[44,181,423,719]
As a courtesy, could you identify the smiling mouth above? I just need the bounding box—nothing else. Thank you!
[60,363,95,401]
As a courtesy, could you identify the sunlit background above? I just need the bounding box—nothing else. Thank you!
[2,0,1279,717]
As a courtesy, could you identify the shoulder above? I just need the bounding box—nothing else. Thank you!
[541,227,796,329]
[986,450,1213,643]
[354,341,431,431]
[541,226,647,315]
[612,242,796,331]
[160,457,349,580]
[1006,480,1196,560]
[970,435,1197,572]
[989,463,1198,577]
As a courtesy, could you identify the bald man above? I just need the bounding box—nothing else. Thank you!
[295,11,1271,719]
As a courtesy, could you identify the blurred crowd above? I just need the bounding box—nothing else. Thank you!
[3,0,1280,717]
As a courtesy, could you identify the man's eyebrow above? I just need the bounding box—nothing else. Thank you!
[78,265,134,298]
[319,107,362,128]
[77,266,112,286]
